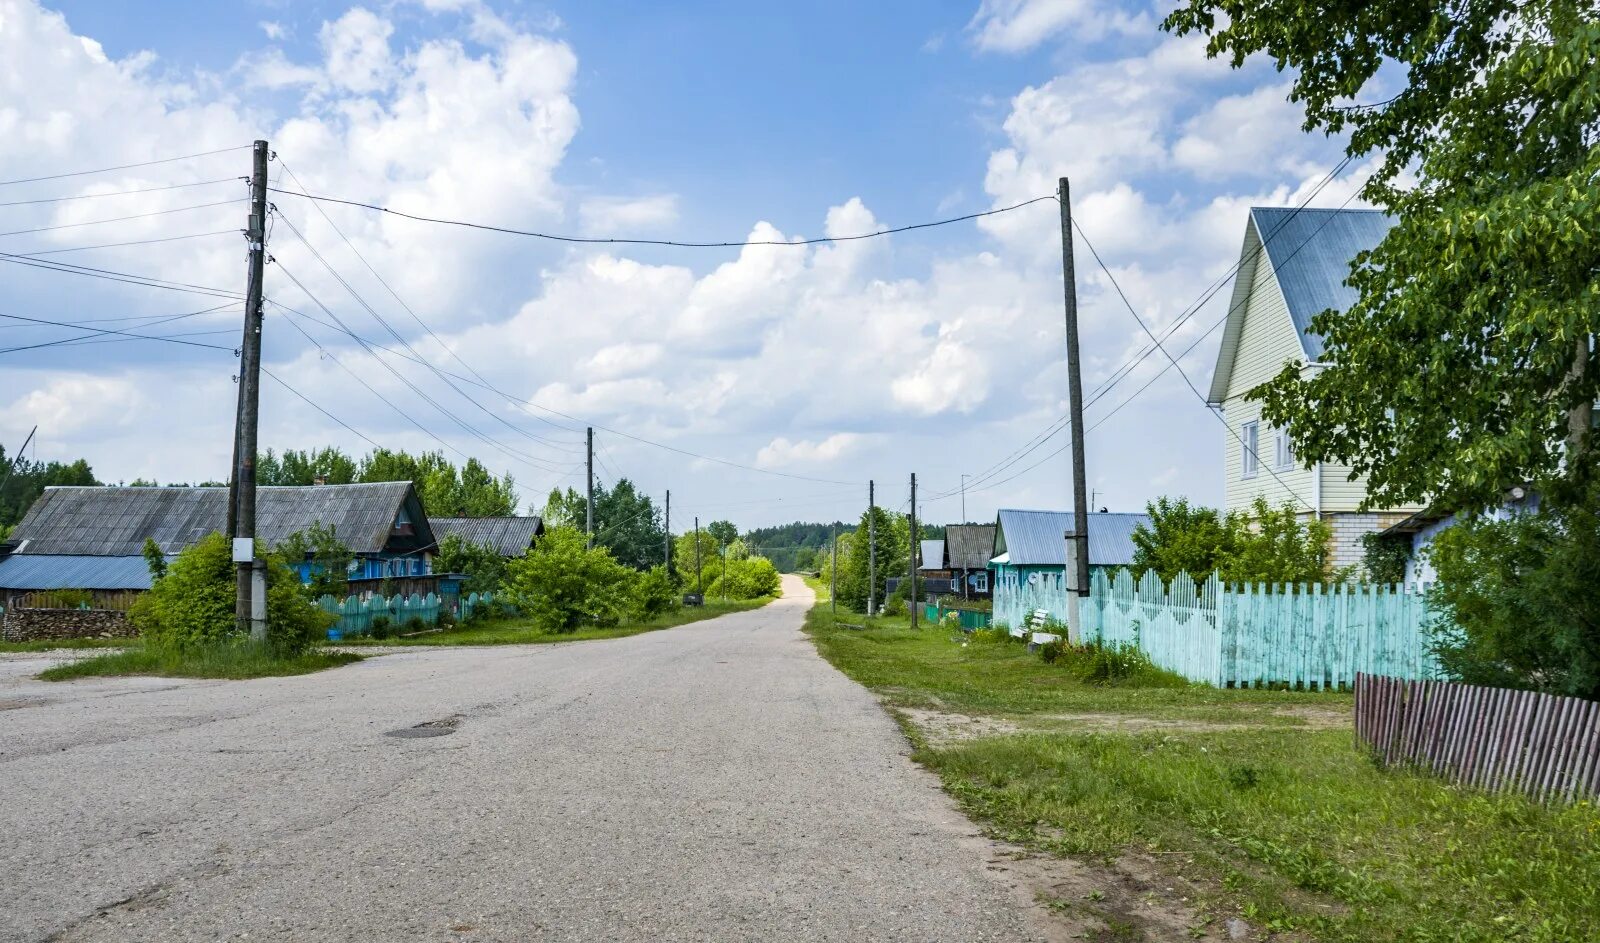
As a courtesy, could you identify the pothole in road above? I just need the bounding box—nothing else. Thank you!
[385,715,462,739]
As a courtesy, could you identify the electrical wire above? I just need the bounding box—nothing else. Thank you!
[0,146,250,188]
[0,307,239,353]
[0,199,246,239]
[14,230,238,257]
[261,367,385,451]
[0,177,241,208]
[266,187,1059,248]
[0,251,243,300]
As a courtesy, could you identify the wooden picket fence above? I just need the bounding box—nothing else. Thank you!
[1354,673,1600,803]
[1076,570,1441,687]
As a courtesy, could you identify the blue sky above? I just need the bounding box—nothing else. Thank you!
[0,0,1360,529]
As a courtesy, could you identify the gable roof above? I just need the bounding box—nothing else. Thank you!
[945,524,997,570]
[993,509,1148,567]
[430,516,544,557]
[1207,207,1394,404]
[4,482,429,557]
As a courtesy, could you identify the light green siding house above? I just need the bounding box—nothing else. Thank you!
[1207,207,1424,569]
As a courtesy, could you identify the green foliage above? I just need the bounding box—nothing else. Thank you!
[0,446,97,528]
[837,506,904,613]
[708,555,781,600]
[1427,502,1600,699]
[368,615,395,640]
[630,565,681,620]
[674,529,721,592]
[1131,496,1333,583]
[278,521,353,599]
[1360,531,1411,584]
[257,447,517,516]
[434,533,509,595]
[1165,1,1600,515]
[1047,640,1188,688]
[542,479,666,570]
[1130,497,1234,582]
[741,521,850,572]
[142,537,167,582]
[706,520,738,545]
[127,532,332,654]
[38,642,360,681]
[504,525,634,633]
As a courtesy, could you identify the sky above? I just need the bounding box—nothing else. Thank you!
[0,0,1369,531]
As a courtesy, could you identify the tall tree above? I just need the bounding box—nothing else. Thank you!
[837,506,900,613]
[591,479,665,570]
[1164,0,1600,514]
[706,520,738,545]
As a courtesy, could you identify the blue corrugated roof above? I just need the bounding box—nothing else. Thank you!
[993,510,1148,567]
[0,554,158,590]
[1251,207,1393,361]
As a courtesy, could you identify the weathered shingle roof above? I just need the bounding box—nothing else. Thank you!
[993,509,1149,567]
[1208,207,1394,404]
[945,524,997,570]
[6,483,426,556]
[429,516,544,557]
[0,554,157,591]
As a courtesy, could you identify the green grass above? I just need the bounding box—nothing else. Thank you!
[38,641,362,681]
[336,595,774,647]
[804,596,1600,943]
[0,637,133,654]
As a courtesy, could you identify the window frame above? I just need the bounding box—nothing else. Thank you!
[1241,421,1260,479]
[1274,427,1296,471]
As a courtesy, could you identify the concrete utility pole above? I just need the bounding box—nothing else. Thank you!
[232,140,270,641]
[585,427,595,549]
[1059,177,1091,642]
[867,479,876,617]
[694,516,703,595]
[960,474,968,525]
[664,490,671,574]
[830,523,837,615]
[909,473,918,630]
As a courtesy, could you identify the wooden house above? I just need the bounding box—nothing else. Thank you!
[944,523,996,598]
[1207,207,1424,569]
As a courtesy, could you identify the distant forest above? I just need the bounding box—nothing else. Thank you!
[742,519,948,572]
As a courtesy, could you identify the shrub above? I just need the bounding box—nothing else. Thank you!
[128,532,332,654]
[404,616,426,634]
[504,525,633,633]
[631,565,680,620]
[969,626,1013,645]
[1042,639,1187,687]
[368,615,395,640]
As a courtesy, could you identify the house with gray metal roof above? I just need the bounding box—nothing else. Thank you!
[1206,207,1423,569]
[0,483,440,605]
[429,516,544,558]
[989,509,1149,628]
[944,523,997,598]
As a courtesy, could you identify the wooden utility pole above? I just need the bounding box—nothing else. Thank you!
[664,490,671,574]
[232,140,270,641]
[909,472,918,630]
[830,523,837,615]
[960,474,968,525]
[694,516,703,595]
[585,426,595,548]
[1059,177,1091,641]
[867,479,876,616]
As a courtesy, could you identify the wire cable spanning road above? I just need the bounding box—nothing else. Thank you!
[0,576,1042,942]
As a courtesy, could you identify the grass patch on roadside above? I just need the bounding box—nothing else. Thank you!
[337,595,775,647]
[38,640,361,681]
[0,637,132,654]
[804,597,1600,943]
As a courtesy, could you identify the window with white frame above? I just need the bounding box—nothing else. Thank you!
[1241,421,1259,478]
[1274,426,1296,470]
[973,571,989,592]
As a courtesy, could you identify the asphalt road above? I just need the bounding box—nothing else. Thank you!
[0,576,1041,942]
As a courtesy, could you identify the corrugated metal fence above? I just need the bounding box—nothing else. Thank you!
[990,569,1441,686]
[1354,673,1600,803]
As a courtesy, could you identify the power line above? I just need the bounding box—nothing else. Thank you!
[0,251,242,300]
[0,199,245,239]
[261,367,384,451]
[14,230,237,257]
[0,146,250,188]
[0,177,241,208]
[266,187,1059,248]
[0,307,239,353]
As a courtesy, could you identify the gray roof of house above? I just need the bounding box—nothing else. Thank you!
[1208,207,1394,404]
[945,524,997,570]
[993,509,1149,567]
[918,539,945,571]
[430,516,544,557]
[0,554,158,591]
[4,482,426,556]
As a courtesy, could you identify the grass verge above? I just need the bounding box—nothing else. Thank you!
[38,641,361,681]
[804,596,1600,943]
[336,595,775,647]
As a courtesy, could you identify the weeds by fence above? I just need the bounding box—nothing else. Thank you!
[1355,673,1600,803]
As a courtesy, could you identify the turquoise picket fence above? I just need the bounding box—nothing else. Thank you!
[923,603,992,630]
[318,592,443,638]
[1081,570,1442,687]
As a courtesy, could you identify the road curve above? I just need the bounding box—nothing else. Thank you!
[0,575,1039,942]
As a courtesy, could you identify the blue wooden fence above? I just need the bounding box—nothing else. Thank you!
[923,603,992,630]
[992,568,1442,686]
[317,591,504,639]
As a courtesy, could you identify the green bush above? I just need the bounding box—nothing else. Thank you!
[1042,638,1187,687]
[368,615,395,640]
[505,525,633,633]
[630,565,680,620]
[969,625,1013,645]
[128,532,332,654]
[706,555,782,601]
[404,615,426,634]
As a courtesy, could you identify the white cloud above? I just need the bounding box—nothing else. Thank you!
[320,8,394,93]
[756,433,862,468]
[968,0,1147,52]
[578,194,679,234]
[259,20,286,41]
